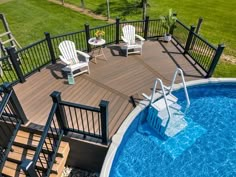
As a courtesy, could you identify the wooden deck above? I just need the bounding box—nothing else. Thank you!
[13,40,205,140]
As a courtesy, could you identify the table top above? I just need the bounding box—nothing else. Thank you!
[88,37,106,46]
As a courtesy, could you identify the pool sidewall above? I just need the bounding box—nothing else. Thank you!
[100,78,236,177]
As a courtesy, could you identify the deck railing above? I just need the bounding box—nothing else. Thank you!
[0,55,18,84]
[21,101,64,177]
[51,91,109,144]
[0,83,28,173]
[173,20,225,77]
[0,17,224,85]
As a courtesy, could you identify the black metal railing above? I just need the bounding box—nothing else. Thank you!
[0,55,19,84]
[21,102,63,177]
[173,20,225,77]
[0,16,224,85]
[172,20,190,49]
[51,91,109,144]
[0,83,28,173]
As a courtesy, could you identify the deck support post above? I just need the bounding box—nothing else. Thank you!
[99,100,109,144]
[84,23,91,53]
[44,32,56,64]
[206,44,225,78]
[21,159,39,177]
[184,25,195,54]
[6,47,25,83]
[2,83,28,124]
[144,16,149,40]
[115,17,120,44]
[51,91,69,135]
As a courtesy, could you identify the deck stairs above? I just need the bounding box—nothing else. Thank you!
[1,129,70,177]
[142,68,190,138]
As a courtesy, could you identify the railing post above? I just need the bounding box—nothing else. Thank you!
[115,17,120,44]
[184,25,196,54]
[6,47,25,83]
[44,32,56,64]
[99,100,109,144]
[2,82,28,124]
[50,91,69,135]
[206,44,225,78]
[21,159,39,177]
[144,16,149,40]
[84,23,91,53]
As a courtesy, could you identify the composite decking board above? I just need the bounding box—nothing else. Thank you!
[13,41,204,140]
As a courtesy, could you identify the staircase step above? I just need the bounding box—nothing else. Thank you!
[151,94,178,111]
[2,161,26,177]
[14,130,68,156]
[7,145,67,174]
[4,130,70,176]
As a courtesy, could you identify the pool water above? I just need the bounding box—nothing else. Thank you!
[110,83,236,177]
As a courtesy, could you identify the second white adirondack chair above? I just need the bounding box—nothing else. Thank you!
[121,25,145,57]
[59,40,90,77]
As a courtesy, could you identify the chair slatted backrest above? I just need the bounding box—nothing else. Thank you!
[59,40,79,63]
[122,25,136,45]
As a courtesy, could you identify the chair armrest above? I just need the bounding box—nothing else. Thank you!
[59,55,70,65]
[76,50,90,62]
[121,36,129,44]
[76,50,90,58]
[135,34,145,41]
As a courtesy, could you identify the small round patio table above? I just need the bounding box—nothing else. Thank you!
[88,38,107,63]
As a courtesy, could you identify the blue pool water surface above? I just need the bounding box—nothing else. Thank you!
[110,83,236,177]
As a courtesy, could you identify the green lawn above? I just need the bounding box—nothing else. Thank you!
[0,0,107,46]
[0,0,235,77]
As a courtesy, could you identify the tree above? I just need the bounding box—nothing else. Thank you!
[106,0,110,20]
[137,0,149,20]
[81,0,85,9]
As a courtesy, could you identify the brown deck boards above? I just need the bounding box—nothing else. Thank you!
[13,40,204,140]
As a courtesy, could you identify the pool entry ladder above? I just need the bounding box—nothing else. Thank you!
[143,68,190,138]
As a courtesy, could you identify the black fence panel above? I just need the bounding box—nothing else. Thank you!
[0,55,19,84]
[172,20,190,48]
[15,39,51,78]
[148,19,166,38]
[51,30,87,59]
[188,33,217,72]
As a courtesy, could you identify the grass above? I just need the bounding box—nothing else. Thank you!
[0,0,235,77]
[0,0,107,46]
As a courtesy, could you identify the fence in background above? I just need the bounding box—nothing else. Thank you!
[0,16,224,85]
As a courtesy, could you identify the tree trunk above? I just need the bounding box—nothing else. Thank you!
[106,0,110,20]
[142,0,147,21]
[81,0,85,9]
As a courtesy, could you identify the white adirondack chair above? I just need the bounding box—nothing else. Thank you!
[121,25,145,57]
[59,40,90,77]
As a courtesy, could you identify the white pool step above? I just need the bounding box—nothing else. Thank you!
[147,103,187,138]
[151,94,178,111]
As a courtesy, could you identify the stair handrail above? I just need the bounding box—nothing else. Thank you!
[150,78,172,128]
[169,68,190,109]
[0,84,23,173]
[21,102,64,177]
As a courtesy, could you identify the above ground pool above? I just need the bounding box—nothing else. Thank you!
[101,79,236,177]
